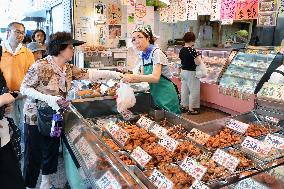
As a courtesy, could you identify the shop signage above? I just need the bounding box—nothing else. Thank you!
[211,149,240,172]
[235,0,258,20]
[75,138,97,170]
[185,0,198,20]
[258,82,284,101]
[149,124,168,138]
[180,157,207,180]
[187,128,210,145]
[136,116,154,131]
[235,178,269,189]
[148,169,173,189]
[108,4,122,25]
[241,136,272,156]
[158,135,179,152]
[131,146,152,167]
[97,170,122,189]
[135,4,147,19]
[226,119,249,134]
[211,0,222,21]
[105,122,129,146]
[221,0,237,20]
[68,124,82,142]
[189,180,209,189]
[264,134,284,149]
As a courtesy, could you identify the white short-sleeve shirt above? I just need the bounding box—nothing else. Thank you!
[269,65,284,84]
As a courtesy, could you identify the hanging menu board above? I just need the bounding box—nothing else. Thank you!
[235,0,258,20]
[221,0,237,20]
[211,0,222,21]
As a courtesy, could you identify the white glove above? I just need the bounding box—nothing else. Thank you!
[20,87,61,111]
[88,69,123,81]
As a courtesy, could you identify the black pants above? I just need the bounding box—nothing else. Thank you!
[0,142,25,189]
[23,124,60,188]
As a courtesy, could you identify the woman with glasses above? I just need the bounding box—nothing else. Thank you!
[123,26,181,114]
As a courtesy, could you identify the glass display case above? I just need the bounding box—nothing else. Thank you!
[219,48,278,100]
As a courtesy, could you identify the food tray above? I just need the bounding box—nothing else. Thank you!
[115,151,137,166]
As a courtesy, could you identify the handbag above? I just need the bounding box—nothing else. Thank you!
[37,105,56,136]
[195,61,208,79]
[7,117,22,161]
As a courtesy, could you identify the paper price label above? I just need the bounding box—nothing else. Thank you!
[75,138,97,169]
[187,128,210,145]
[158,135,179,152]
[265,134,284,149]
[136,116,154,131]
[130,146,152,167]
[226,119,249,134]
[180,157,207,180]
[259,115,280,124]
[235,178,269,189]
[211,149,240,172]
[105,122,120,136]
[221,19,233,25]
[259,83,284,101]
[242,136,272,156]
[113,128,130,147]
[189,180,209,189]
[96,171,122,189]
[69,124,82,142]
[148,169,173,189]
[149,124,168,138]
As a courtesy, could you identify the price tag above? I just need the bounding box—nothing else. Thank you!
[130,146,152,167]
[149,124,168,138]
[75,138,97,169]
[187,128,210,145]
[148,169,173,189]
[241,136,272,156]
[96,171,122,189]
[180,157,207,180]
[226,119,249,134]
[158,135,179,152]
[105,122,120,136]
[69,124,82,142]
[211,149,240,172]
[259,115,280,124]
[136,116,154,131]
[235,178,269,189]
[113,128,130,147]
[265,134,284,149]
[221,19,233,25]
[258,82,284,101]
[189,180,209,189]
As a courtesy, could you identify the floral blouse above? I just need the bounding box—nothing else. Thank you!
[21,55,88,125]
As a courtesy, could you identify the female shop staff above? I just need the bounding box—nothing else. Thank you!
[123,26,181,114]
[20,31,123,189]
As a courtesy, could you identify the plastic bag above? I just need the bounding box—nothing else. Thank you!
[116,81,136,113]
[195,61,208,79]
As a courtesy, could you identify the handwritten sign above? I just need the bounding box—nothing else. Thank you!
[149,124,168,138]
[69,125,82,142]
[75,138,97,169]
[259,115,280,124]
[97,171,122,189]
[105,122,129,146]
[226,119,249,134]
[235,178,269,189]
[187,128,210,145]
[221,0,237,19]
[258,82,284,101]
[189,180,209,189]
[136,116,154,131]
[241,136,272,156]
[235,0,258,20]
[158,135,179,152]
[148,169,173,189]
[131,146,152,167]
[211,0,222,21]
[105,122,120,136]
[108,4,122,24]
[186,0,198,20]
[265,134,284,149]
[211,149,240,172]
[180,157,207,180]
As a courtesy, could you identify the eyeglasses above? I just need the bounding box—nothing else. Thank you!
[131,36,145,42]
[11,29,25,36]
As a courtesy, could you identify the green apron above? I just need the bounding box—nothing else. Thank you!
[143,56,181,115]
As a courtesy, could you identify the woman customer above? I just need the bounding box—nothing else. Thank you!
[21,31,122,189]
[32,29,46,45]
[179,32,202,115]
[122,26,180,114]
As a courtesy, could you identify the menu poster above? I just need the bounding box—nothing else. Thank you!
[196,0,212,15]
[235,0,258,20]
[159,7,169,23]
[186,0,198,20]
[108,4,122,25]
[211,0,222,21]
[96,171,122,189]
[177,0,187,21]
[221,0,237,19]
[235,178,269,189]
[148,169,173,189]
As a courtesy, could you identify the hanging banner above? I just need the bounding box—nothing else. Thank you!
[278,0,284,17]
[235,0,259,20]
[159,7,170,23]
[108,4,122,25]
[169,1,179,23]
[177,0,187,21]
[221,0,237,20]
[211,0,222,21]
[196,0,212,15]
[94,3,107,21]
[186,0,198,20]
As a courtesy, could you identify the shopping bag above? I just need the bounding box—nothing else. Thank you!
[116,81,136,113]
[195,61,208,79]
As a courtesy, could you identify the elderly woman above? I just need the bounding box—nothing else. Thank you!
[123,26,180,114]
[21,31,122,189]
